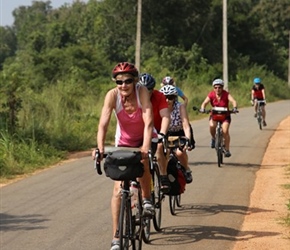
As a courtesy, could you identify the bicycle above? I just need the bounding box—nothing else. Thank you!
[254,100,265,130]
[95,146,152,250]
[166,136,188,215]
[193,106,238,167]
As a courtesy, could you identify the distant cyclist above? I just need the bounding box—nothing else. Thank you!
[138,73,171,193]
[251,77,267,126]
[200,79,238,157]
[160,85,194,183]
[161,76,188,106]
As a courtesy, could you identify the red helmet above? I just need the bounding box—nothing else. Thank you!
[112,62,139,78]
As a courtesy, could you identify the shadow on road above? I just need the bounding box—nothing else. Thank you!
[0,213,48,231]
[189,161,261,168]
[149,224,279,245]
[170,202,274,217]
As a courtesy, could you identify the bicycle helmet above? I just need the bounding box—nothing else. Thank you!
[212,78,224,86]
[162,76,175,85]
[138,73,156,90]
[112,62,139,78]
[160,85,178,96]
[253,77,261,84]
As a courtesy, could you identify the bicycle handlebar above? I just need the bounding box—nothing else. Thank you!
[192,106,239,114]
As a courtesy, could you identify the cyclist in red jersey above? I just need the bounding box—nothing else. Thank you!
[200,79,238,157]
[139,73,171,193]
[251,77,267,126]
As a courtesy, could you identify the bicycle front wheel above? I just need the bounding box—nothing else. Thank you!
[119,192,133,250]
[215,128,223,167]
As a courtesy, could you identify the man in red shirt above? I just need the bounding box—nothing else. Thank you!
[200,79,238,157]
[139,73,171,192]
[251,77,267,126]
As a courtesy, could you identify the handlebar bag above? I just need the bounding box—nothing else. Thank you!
[104,150,144,181]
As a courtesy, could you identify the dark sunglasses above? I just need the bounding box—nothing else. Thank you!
[166,95,176,100]
[116,78,134,85]
[214,86,223,89]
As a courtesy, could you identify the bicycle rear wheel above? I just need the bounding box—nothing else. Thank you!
[152,163,163,231]
[169,195,177,215]
[176,194,181,207]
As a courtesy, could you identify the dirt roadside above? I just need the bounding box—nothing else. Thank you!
[233,116,290,249]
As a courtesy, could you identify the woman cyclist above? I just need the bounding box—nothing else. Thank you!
[200,79,238,157]
[93,62,155,250]
[160,85,193,183]
[138,73,171,193]
[251,77,267,126]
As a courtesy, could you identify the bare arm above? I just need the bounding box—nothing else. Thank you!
[159,108,170,135]
[97,89,116,153]
[139,86,154,153]
[201,96,211,109]
[262,89,266,100]
[181,94,188,106]
[228,94,237,108]
[180,104,191,140]
[251,89,255,100]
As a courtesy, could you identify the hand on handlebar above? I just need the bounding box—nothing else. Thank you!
[199,108,205,113]
[232,107,238,113]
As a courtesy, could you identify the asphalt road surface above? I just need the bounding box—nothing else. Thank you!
[1,100,289,250]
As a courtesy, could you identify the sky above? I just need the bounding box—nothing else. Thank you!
[0,0,88,26]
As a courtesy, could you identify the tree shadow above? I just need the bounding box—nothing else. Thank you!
[0,213,49,231]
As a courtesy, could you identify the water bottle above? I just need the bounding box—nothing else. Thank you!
[130,181,138,216]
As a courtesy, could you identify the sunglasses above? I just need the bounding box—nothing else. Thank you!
[166,95,176,100]
[214,86,223,89]
[115,78,134,85]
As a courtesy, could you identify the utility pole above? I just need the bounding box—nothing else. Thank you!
[135,0,142,72]
[223,0,228,90]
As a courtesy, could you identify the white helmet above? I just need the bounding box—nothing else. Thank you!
[160,85,178,96]
[212,78,224,86]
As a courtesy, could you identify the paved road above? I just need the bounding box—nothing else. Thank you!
[1,100,289,250]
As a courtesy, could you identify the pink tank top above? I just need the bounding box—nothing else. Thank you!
[114,85,144,147]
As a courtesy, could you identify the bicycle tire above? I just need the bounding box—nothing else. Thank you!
[169,195,177,215]
[119,191,133,250]
[258,113,262,130]
[134,189,143,249]
[152,163,163,231]
[215,126,223,167]
[176,194,181,207]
